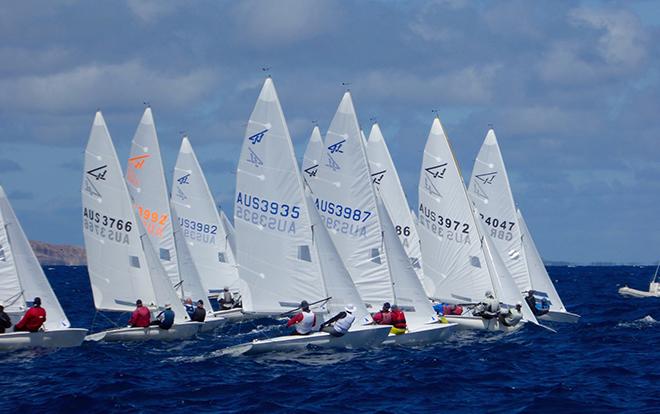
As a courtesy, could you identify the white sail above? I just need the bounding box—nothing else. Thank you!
[306,92,395,308]
[235,78,327,315]
[220,210,236,257]
[518,209,565,312]
[306,194,372,325]
[126,108,181,290]
[301,126,323,186]
[0,187,70,330]
[171,137,240,295]
[417,118,494,304]
[376,195,437,327]
[468,129,529,290]
[170,204,215,317]
[82,112,157,312]
[366,123,429,294]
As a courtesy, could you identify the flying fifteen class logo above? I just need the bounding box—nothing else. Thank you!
[371,170,386,185]
[248,129,268,145]
[327,140,346,154]
[425,163,447,179]
[304,164,319,177]
[128,154,150,169]
[177,173,191,185]
[175,186,187,201]
[325,154,340,172]
[247,148,264,167]
[475,172,497,184]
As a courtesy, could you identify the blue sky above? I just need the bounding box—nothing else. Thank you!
[1,0,658,263]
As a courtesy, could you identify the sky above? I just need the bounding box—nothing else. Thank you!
[1,0,659,263]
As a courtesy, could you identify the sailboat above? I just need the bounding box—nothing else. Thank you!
[0,187,87,350]
[225,78,390,355]
[306,92,456,344]
[468,129,579,323]
[417,118,540,331]
[619,262,660,298]
[82,111,202,342]
[171,136,242,319]
[365,123,431,295]
[126,109,224,331]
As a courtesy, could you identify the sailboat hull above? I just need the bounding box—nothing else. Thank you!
[199,316,226,332]
[381,323,457,346]
[444,315,524,332]
[212,308,245,320]
[220,325,391,356]
[618,286,660,299]
[0,328,88,350]
[85,322,202,342]
[539,310,580,324]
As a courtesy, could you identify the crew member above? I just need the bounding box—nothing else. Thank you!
[14,297,46,332]
[525,290,549,316]
[390,305,407,335]
[0,304,12,334]
[372,302,392,325]
[473,291,500,320]
[150,304,175,330]
[184,298,195,319]
[499,303,523,327]
[128,299,151,328]
[286,300,316,335]
[219,287,234,310]
[320,304,356,337]
[191,300,206,322]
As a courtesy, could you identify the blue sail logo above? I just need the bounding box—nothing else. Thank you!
[248,129,269,145]
[327,139,346,154]
[247,148,264,167]
[177,173,191,185]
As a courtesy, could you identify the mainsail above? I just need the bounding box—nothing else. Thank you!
[0,186,70,330]
[235,78,327,314]
[171,136,239,295]
[82,111,157,312]
[305,92,395,308]
[126,108,181,290]
[366,123,429,294]
[301,126,323,187]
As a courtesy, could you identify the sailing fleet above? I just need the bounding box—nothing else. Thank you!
[0,76,579,352]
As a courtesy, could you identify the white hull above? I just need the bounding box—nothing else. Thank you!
[220,325,391,356]
[619,286,660,298]
[84,322,202,342]
[199,316,226,332]
[444,315,524,332]
[539,310,580,324]
[0,328,88,350]
[381,323,457,346]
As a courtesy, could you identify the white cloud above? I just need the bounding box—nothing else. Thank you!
[126,0,180,24]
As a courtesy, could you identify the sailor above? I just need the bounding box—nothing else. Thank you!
[184,298,195,318]
[372,302,392,325]
[14,297,46,332]
[151,304,175,330]
[286,300,316,335]
[0,304,12,334]
[525,290,549,316]
[191,300,206,322]
[320,304,356,337]
[128,299,151,328]
[390,305,407,335]
[219,287,234,310]
[433,303,463,316]
[473,291,500,320]
[499,303,523,327]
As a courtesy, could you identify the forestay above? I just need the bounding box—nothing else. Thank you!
[306,92,395,308]
[417,118,493,303]
[0,187,70,330]
[376,195,437,327]
[126,108,181,290]
[235,78,327,315]
[468,129,529,290]
[82,112,157,312]
[366,123,429,295]
[518,209,565,312]
[171,137,239,295]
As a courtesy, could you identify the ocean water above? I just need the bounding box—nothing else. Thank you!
[0,266,658,414]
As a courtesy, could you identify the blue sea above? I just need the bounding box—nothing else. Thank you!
[0,266,658,413]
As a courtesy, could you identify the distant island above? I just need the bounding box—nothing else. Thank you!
[30,240,86,266]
